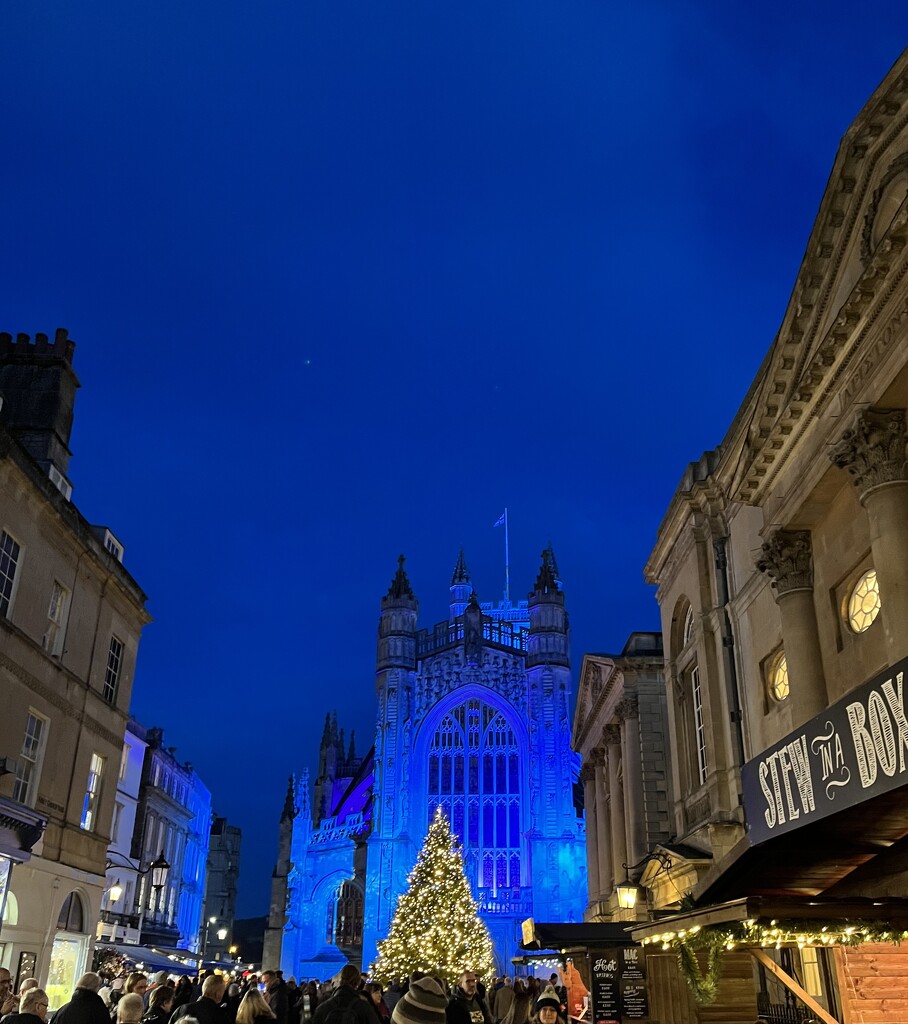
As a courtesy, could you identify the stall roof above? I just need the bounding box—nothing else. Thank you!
[520,921,633,951]
[629,896,908,944]
[111,944,199,975]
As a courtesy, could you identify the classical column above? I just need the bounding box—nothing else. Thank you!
[618,697,646,868]
[756,529,827,722]
[605,725,628,892]
[579,761,600,905]
[592,747,612,901]
[831,408,908,662]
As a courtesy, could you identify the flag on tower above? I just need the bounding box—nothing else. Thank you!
[493,512,506,528]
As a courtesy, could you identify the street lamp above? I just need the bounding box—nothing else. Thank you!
[108,879,123,904]
[105,850,170,946]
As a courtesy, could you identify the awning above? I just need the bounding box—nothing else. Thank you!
[694,783,908,905]
[110,945,199,975]
[520,921,633,952]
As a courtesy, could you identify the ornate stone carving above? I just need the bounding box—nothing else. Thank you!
[603,724,622,746]
[579,763,596,784]
[756,529,814,595]
[830,407,908,496]
[589,746,606,767]
[615,696,638,721]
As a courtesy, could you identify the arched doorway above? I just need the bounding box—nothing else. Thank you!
[47,891,89,1010]
[326,880,364,959]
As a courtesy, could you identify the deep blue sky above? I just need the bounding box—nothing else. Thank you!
[2,4,906,918]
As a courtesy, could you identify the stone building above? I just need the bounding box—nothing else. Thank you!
[203,816,242,962]
[0,330,151,1006]
[97,720,148,945]
[571,634,671,922]
[264,550,587,977]
[635,48,908,1024]
[131,727,211,950]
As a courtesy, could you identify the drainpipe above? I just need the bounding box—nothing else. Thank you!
[714,537,746,773]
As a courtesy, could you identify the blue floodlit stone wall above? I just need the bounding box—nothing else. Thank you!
[280,554,587,978]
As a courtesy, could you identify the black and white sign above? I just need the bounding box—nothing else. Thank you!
[589,948,648,1023]
[742,655,908,844]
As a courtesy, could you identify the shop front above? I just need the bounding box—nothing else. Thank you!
[0,795,46,986]
[630,653,908,1024]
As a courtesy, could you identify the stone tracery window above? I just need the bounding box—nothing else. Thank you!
[428,698,521,893]
[327,880,363,949]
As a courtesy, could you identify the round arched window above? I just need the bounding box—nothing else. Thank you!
[56,891,85,932]
[767,651,789,703]
[847,569,881,634]
[682,606,695,647]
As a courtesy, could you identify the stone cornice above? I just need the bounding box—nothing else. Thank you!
[572,655,623,752]
[731,59,908,505]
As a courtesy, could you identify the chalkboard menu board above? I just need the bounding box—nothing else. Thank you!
[589,948,649,1023]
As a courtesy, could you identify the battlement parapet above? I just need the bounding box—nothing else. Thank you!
[0,328,75,364]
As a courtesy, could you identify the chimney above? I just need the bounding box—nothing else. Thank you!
[0,328,80,479]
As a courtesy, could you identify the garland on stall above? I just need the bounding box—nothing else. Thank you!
[675,931,725,1004]
[641,918,906,1004]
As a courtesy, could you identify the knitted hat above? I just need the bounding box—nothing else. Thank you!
[534,986,562,1015]
[391,977,448,1024]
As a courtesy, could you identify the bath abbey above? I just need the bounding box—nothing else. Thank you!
[263,549,587,977]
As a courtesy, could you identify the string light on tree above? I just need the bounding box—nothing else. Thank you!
[371,808,494,984]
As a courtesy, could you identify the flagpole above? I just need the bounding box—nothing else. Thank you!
[504,507,510,604]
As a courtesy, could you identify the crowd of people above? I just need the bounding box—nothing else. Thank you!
[0,965,571,1024]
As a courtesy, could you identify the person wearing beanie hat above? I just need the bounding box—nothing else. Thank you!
[530,987,562,1024]
[391,978,447,1024]
[445,973,491,1024]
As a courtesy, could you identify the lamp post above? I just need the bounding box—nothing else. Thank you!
[136,851,171,945]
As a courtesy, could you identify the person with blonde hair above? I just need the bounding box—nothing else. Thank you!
[235,989,275,1024]
[118,996,146,1024]
[4,987,50,1024]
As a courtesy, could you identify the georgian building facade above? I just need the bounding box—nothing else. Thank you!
[572,634,670,922]
[265,551,587,977]
[0,330,151,1007]
[639,48,908,1023]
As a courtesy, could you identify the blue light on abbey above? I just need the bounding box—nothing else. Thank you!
[263,548,587,977]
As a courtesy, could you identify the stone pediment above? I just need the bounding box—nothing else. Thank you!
[732,53,908,504]
[572,654,620,748]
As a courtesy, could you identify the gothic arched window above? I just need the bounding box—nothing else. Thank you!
[327,880,363,950]
[427,699,521,894]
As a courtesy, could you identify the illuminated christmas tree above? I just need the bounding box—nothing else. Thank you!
[371,807,494,984]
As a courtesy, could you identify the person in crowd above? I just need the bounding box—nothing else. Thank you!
[4,987,50,1024]
[171,981,193,1013]
[224,986,241,1024]
[300,982,318,1023]
[235,989,275,1024]
[363,985,388,1024]
[143,987,174,1024]
[390,977,447,1024]
[144,977,169,1011]
[258,975,286,1024]
[491,979,514,1024]
[51,974,110,1024]
[380,984,401,1020]
[529,989,561,1024]
[521,982,537,1006]
[111,979,146,1023]
[0,970,17,1017]
[507,982,529,1024]
[311,966,371,1024]
[117,996,145,1024]
[168,976,227,1024]
[445,973,491,1024]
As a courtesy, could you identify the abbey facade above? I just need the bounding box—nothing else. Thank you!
[263,549,587,978]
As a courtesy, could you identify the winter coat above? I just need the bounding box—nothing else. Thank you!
[52,989,112,1024]
[446,989,492,1024]
[311,988,372,1024]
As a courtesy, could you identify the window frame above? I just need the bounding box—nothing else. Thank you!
[103,635,124,704]
[13,709,49,807]
[0,528,24,620]
[43,579,71,657]
[80,753,105,832]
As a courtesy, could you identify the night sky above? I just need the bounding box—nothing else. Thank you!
[2,4,907,918]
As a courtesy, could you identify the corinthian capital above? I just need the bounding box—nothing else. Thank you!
[616,696,639,721]
[756,529,814,595]
[579,763,596,784]
[830,407,908,497]
[603,724,622,746]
